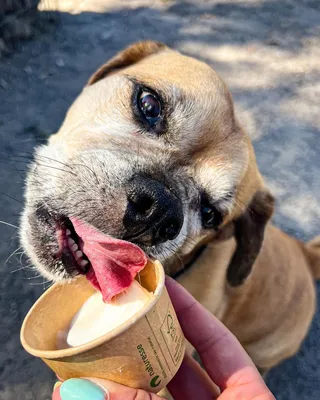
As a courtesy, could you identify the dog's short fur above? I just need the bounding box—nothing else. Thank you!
[21,41,320,371]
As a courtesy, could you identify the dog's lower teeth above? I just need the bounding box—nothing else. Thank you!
[68,238,75,246]
[66,229,71,236]
[75,250,83,260]
[71,243,78,251]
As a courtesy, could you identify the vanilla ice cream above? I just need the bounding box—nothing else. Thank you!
[65,280,153,347]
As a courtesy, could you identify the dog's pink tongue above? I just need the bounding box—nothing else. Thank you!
[71,218,147,302]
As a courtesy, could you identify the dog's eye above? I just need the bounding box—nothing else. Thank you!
[202,205,216,228]
[138,91,161,125]
[201,198,222,229]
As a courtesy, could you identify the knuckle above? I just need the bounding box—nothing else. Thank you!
[133,389,155,400]
[197,330,229,355]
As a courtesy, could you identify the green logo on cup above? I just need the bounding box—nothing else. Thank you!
[150,375,161,388]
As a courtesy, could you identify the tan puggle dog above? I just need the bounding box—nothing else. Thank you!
[21,41,320,372]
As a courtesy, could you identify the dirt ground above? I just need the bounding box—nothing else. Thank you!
[0,0,319,399]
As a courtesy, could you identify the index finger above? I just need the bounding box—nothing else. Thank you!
[165,277,266,391]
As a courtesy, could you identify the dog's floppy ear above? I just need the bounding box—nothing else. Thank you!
[88,41,168,85]
[227,190,275,286]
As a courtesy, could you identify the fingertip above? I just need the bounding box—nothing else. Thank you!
[165,276,195,312]
[55,378,108,400]
[52,384,61,400]
[165,275,178,291]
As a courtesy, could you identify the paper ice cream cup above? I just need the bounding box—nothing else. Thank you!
[20,260,185,393]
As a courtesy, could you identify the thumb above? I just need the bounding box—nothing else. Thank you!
[52,378,164,400]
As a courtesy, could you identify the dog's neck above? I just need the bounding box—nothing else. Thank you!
[168,221,235,278]
[171,244,208,279]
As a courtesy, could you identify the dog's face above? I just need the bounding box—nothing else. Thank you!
[21,41,272,284]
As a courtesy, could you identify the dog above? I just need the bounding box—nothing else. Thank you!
[21,41,320,375]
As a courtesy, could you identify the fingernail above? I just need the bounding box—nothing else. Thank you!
[59,378,108,400]
[54,382,62,391]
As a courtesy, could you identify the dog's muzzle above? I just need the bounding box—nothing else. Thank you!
[123,175,184,246]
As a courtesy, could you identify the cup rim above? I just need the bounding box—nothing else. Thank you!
[20,260,165,359]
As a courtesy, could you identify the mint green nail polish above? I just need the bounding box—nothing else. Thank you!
[60,378,106,400]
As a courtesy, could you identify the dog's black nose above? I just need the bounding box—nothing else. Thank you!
[124,175,184,246]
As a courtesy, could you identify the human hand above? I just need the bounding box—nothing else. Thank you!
[52,277,275,400]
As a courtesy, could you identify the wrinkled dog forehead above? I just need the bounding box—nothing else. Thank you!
[50,48,237,155]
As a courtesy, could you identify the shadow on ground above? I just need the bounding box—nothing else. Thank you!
[0,1,319,399]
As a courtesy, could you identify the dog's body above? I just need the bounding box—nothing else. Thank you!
[21,41,320,375]
[178,224,319,369]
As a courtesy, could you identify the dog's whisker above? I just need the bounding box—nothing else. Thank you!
[9,234,20,241]
[33,153,102,183]
[19,250,27,267]
[29,279,53,286]
[0,220,18,229]
[43,281,54,290]
[172,250,184,270]
[0,151,35,160]
[5,246,24,265]
[72,162,100,186]
[27,152,71,168]
[10,263,34,274]
[22,271,47,280]
[34,163,77,176]
[232,197,247,213]
[0,192,24,204]
[30,170,65,180]
[185,235,198,246]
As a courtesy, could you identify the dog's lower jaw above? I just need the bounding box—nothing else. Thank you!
[20,207,84,282]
